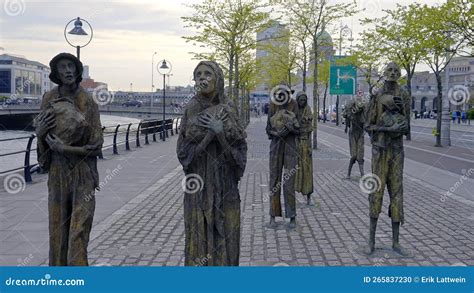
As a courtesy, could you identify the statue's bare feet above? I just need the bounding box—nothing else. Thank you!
[392,243,410,256]
[268,217,277,228]
[363,242,375,255]
[287,217,296,229]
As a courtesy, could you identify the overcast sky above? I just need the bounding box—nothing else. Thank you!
[0,0,442,91]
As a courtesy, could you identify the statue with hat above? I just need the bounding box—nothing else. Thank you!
[34,53,103,266]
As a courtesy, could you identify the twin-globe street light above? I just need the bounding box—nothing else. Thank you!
[157,59,172,141]
[64,17,93,60]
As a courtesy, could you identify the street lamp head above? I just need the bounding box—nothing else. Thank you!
[157,59,172,75]
[68,17,88,36]
[160,60,169,70]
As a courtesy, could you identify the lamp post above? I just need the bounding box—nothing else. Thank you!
[157,59,172,141]
[151,52,157,108]
[64,17,93,61]
[439,32,454,147]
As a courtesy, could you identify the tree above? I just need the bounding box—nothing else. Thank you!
[238,50,259,124]
[182,0,272,111]
[446,0,474,54]
[418,3,464,147]
[273,0,358,149]
[361,3,426,140]
[317,58,330,122]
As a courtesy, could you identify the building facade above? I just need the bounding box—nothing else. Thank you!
[251,21,289,105]
[411,56,473,114]
[111,86,195,107]
[0,54,52,100]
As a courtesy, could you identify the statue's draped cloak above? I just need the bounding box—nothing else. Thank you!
[177,95,247,266]
[37,86,103,266]
[366,84,409,224]
[266,99,298,218]
[294,92,314,195]
[343,99,366,162]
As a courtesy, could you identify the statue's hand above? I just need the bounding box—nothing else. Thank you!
[45,133,65,154]
[391,120,408,133]
[198,112,224,134]
[35,112,55,139]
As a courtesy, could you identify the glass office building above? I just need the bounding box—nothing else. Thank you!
[0,54,51,99]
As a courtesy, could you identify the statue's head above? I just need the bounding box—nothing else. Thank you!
[193,61,225,103]
[383,62,401,82]
[49,53,83,86]
[296,92,308,108]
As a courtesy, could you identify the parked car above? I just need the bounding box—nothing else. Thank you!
[122,100,143,107]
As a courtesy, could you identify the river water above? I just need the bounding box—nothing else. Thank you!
[0,115,141,174]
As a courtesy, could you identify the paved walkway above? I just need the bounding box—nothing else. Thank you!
[1,117,473,266]
[0,132,181,266]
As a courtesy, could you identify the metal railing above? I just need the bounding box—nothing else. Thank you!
[0,117,182,183]
[0,135,38,182]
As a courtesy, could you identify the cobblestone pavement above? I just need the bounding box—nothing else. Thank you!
[86,117,474,266]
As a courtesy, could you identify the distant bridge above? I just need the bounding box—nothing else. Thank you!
[0,105,183,130]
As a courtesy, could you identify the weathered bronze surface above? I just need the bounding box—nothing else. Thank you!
[294,92,314,205]
[177,61,247,266]
[343,97,366,178]
[365,62,410,256]
[266,86,300,229]
[35,53,103,266]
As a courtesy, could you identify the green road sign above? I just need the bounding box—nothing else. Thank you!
[329,56,357,95]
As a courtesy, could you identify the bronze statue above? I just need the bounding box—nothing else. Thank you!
[365,62,409,256]
[34,53,103,266]
[177,61,247,266]
[343,97,366,179]
[294,92,314,205]
[266,85,300,229]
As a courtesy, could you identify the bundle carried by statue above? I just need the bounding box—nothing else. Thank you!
[270,109,300,134]
[370,95,407,147]
[37,97,89,146]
